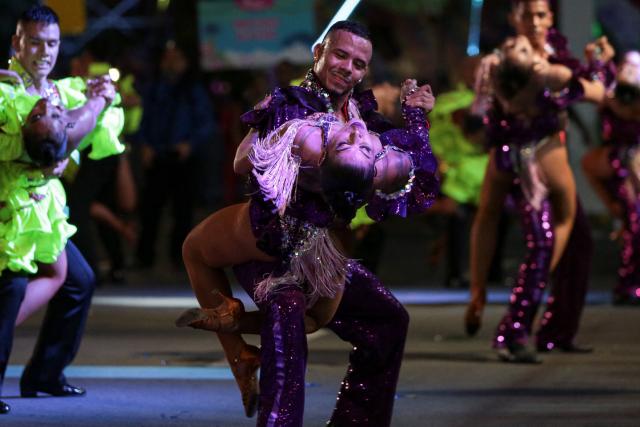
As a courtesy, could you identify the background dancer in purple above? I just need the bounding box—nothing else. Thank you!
[583,51,640,305]
[465,0,612,362]
[182,20,438,426]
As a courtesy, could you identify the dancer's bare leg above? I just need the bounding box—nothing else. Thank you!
[15,251,67,325]
[466,150,513,334]
[183,202,345,337]
[537,137,577,271]
[182,203,273,355]
[582,146,622,217]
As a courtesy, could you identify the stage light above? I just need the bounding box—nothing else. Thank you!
[467,0,484,56]
[311,0,362,51]
[109,67,121,82]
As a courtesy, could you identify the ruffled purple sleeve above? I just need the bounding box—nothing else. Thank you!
[366,104,439,221]
[241,86,326,136]
[548,28,616,87]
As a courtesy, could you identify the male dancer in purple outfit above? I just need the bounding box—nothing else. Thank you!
[231,21,436,426]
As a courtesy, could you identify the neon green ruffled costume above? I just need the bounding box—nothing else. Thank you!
[0,60,124,275]
[429,85,488,206]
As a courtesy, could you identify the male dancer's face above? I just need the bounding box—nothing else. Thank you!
[510,0,553,51]
[312,30,372,97]
[12,21,60,81]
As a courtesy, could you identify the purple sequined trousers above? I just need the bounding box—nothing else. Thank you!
[537,199,592,349]
[233,261,408,427]
[493,189,592,350]
[614,182,640,301]
[494,193,554,348]
[603,109,640,302]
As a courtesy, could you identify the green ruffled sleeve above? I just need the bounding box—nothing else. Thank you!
[0,83,29,161]
[56,77,126,160]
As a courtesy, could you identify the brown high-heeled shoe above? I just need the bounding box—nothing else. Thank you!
[175,291,244,333]
[231,344,260,417]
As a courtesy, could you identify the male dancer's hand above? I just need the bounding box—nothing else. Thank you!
[402,79,436,114]
[585,36,615,64]
[87,75,116,106]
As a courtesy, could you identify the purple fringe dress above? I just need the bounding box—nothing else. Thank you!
[233,82,437,426]
[602,107,640,303]
[486,29,598,351]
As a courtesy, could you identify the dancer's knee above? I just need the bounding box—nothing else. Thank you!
[182,230,203,267]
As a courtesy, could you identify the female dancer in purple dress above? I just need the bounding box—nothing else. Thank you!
[582,51,640,305]
[178,20,438,426]
[465,1,613,362]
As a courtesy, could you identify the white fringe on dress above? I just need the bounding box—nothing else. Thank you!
[517,138,550,211]
[249,120,307,216]
[253,226,349,306]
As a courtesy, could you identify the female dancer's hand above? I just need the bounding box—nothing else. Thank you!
[0,69,23,86]
[41,158,69,178]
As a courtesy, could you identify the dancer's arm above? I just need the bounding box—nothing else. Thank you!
[234,129,258,174]
[0,69,23,85]
[63,78,116,150]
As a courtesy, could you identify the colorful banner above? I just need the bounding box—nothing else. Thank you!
[198,0,315,70]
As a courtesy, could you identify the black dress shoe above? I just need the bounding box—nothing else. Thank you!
[0,400,9,414]
[21,382,86,398]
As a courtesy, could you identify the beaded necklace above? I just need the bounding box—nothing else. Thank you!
[300,69,353,120]
[374,145,416,200]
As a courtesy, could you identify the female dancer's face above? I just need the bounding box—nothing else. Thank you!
[501,35,535,69]
[326,119,374,168]
[24,97,68,140]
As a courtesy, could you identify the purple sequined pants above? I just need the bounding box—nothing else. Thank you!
[612,176,640,302]
[233,261,408,427]
[494,195,591,350]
